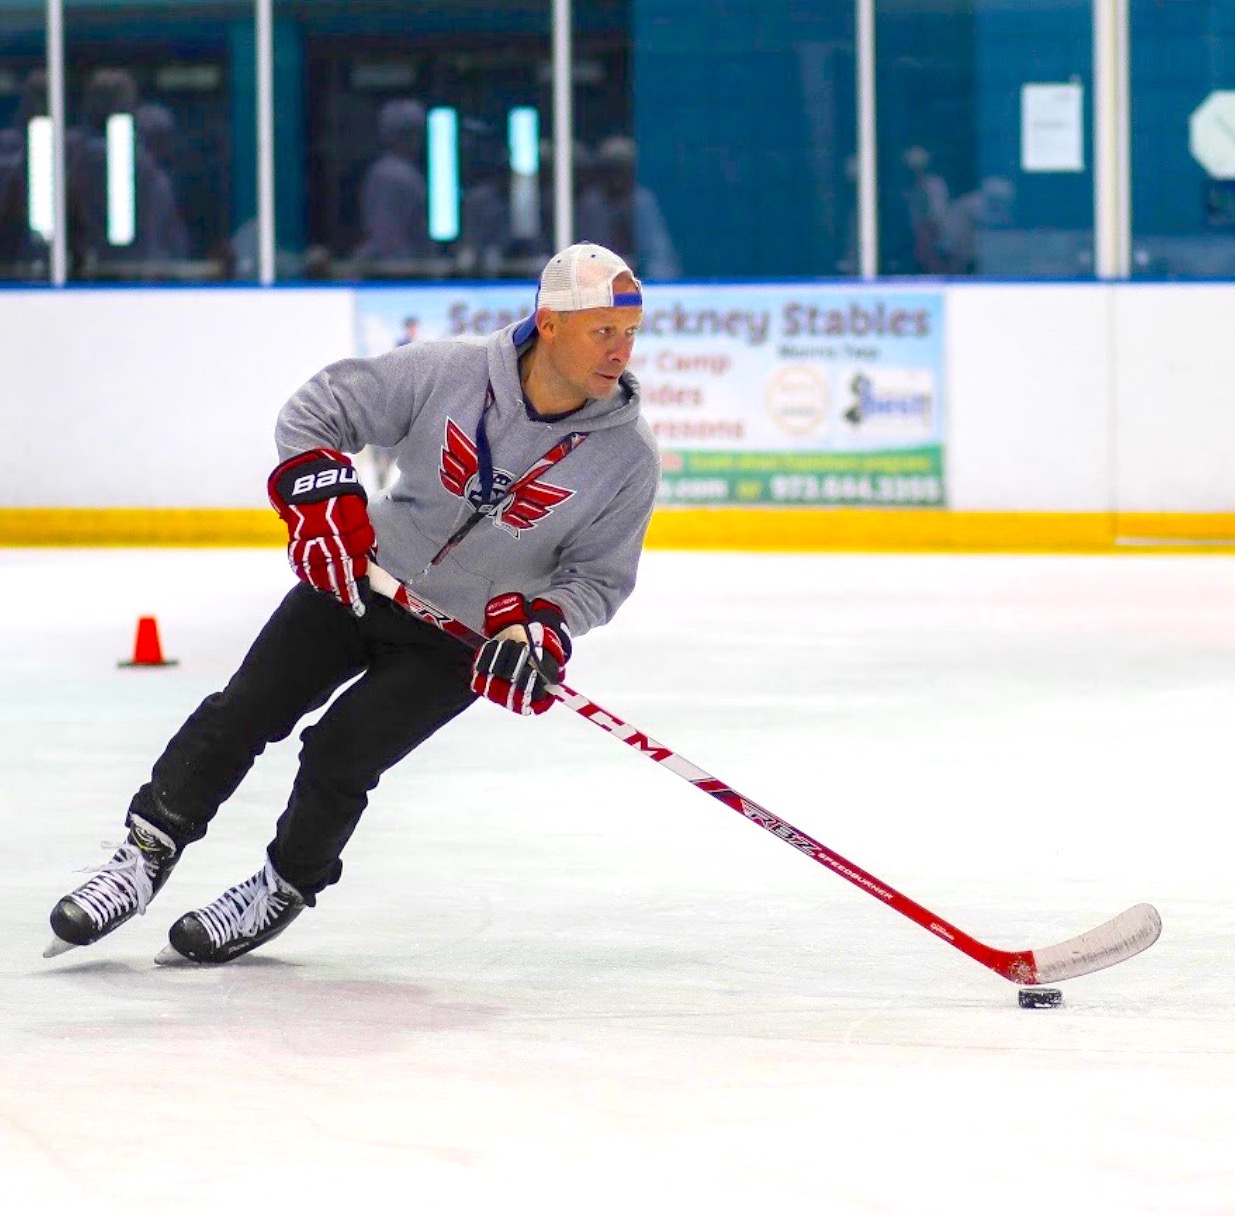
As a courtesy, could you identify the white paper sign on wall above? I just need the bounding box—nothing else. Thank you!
[1021,83,1084,173]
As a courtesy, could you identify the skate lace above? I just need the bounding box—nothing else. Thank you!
[196,864,296,949]
[71,841,155,928]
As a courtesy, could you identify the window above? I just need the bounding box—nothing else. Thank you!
[63,0,250,281]
[272,0,632,281]
[0,2,49,281]
[633,0,856,278]
[1131,0,1235,279]
[876,0,1094,279]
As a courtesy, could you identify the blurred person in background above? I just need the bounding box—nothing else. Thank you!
[456,119,511,277]
[134,102,190,263]
[938,175,1016,276]
[456,127,589,279]
[900,144,951,275]
[65,68,142,275]
[576,135,680,280]
[0,70,50,271]
[65,69,189,277]
[356,98,431,269]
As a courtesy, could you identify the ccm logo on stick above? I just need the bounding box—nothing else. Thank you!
[291,468,359,497]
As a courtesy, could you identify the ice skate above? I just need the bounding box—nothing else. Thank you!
[156,856,306,965]
[45,816,180,958]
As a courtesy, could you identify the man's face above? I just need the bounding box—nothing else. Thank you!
[538,274,643,401]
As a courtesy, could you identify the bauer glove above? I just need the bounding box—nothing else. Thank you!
[470,592,571,716]
[268,448,375,617]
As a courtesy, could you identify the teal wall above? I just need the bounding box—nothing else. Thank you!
[632,0,855,279]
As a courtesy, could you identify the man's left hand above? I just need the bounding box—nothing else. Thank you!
[470,593,571,716]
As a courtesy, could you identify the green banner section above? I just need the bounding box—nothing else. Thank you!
[658,448,945,506]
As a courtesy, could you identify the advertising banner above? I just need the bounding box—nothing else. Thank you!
[355,283,534,357]
[355,283,945,507]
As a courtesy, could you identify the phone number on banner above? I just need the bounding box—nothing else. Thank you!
[659,473,944,505]
[770,474,943,504]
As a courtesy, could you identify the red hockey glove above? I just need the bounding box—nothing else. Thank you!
[470,593,572,716]
[268,448,375,616]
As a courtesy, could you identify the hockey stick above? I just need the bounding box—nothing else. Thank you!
[368,564,1161,986]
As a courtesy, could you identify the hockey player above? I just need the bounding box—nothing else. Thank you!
[45,242,658,965]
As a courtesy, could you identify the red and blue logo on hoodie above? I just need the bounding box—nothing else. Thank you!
[438,419,575,536]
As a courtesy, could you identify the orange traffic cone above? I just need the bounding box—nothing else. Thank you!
[118,616,179,668]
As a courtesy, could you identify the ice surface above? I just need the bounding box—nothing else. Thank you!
[2,547,1233,1214]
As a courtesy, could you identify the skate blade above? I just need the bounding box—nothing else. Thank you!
[43,936,79,959]
[154,944,194,966]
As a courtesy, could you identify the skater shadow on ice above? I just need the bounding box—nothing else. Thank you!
[33,962,505,1053]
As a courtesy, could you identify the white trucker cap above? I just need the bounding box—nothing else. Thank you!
[535,242,643,311]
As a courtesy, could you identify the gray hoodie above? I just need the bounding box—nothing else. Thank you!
[276,318,660,638]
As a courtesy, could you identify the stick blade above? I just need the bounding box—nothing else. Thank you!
[1029,903,1162,984]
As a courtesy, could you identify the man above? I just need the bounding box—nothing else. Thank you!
[356,98,431,266]
[45,242,658,965]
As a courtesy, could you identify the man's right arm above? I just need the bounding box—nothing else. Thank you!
[275,348,419,460]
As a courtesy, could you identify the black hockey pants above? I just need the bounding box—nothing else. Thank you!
[127,581,477,898]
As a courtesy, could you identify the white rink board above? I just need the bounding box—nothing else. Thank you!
[1112,283,1235,512]
[2,287,354,508]
[943,283,1112,511]
[2,281,1234,513]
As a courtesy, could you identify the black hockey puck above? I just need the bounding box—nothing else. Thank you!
[1018,987,1063,1009]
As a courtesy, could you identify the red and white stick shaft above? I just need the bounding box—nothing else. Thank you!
[366,564,1161,986]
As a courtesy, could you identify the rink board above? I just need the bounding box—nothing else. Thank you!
[1,507,1232,552]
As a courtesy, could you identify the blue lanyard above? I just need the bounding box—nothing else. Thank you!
[417,382,587,579]
[474,383,499,507]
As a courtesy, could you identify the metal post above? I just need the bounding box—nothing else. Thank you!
[552,0,573,250]
[45,0,67,285]
[256,0,276,284]
[1093,0,1130,278]
[856,0,878,279]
